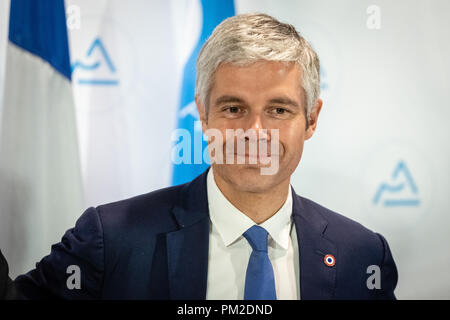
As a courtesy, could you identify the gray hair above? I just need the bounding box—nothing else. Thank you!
[195,13,320,122]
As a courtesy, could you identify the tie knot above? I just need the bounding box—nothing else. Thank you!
[243,225,269,252]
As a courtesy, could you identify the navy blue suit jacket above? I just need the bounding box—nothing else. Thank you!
[15,169,398,299]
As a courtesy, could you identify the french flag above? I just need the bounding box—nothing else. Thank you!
[0,0,83,277]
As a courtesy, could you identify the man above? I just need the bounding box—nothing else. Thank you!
[13,13,397,299]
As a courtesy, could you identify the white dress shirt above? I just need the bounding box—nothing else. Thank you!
[205,169,300,300]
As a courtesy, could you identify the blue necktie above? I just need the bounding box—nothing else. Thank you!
[243,225,277,300]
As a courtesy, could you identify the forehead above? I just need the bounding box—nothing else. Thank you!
[210,61,304,104]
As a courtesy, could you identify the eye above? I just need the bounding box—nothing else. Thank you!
[227,106,239,113]
[222,105,244,117]
[269,107,290,116]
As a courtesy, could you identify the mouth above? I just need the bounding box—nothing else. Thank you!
[219,140,282,165]
[238,153,278,158]
[226,152,279,165]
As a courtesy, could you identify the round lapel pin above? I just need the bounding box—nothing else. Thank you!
[324,254,335,267]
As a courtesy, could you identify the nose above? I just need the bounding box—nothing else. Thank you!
[243,113,269,142]
[247,112,263,131]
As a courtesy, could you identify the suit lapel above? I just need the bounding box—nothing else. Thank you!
[166,170,210,299]
[292,188,337,299]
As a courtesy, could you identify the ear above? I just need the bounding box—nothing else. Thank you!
[195,95,208,133]
[305,98,323,140]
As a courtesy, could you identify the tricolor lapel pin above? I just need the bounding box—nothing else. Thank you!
[324,254,335,267]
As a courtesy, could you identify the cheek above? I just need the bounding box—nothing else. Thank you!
[278,123,306,154]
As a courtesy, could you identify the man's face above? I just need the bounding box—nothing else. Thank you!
[196,60,322,193]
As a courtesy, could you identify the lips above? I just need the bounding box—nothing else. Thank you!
[223,147,281,158]
[218,136,282,164]
[224,144,280,154]
[230,152,279,164]
[235,153,278,158]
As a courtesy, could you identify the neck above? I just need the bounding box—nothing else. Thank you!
[212,169,290,224]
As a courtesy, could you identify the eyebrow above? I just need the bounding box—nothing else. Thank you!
[214,95,246,106]
[213,95,302,112]
[267,97,300,109]
[214,95,300,109]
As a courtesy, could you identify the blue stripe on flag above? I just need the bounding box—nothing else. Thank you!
[171,0,235,186]
[8,0,72,80]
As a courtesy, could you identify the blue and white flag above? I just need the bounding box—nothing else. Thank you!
[0,0,83,277]
[171,0,235,186]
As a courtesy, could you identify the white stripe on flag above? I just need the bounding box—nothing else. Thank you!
[0,42,84,278]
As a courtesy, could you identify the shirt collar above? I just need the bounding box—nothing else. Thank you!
[207,168,293,250]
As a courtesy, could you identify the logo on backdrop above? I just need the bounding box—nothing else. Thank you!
[71,38,119,86]
[358,141,432,226]
[372,160,420,207]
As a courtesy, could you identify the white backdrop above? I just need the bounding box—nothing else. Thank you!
[0,0,449,299]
